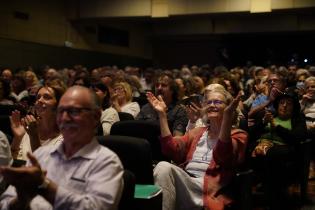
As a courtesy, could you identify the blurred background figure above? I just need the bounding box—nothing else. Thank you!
[111,81,140,118]
[91,82,119,135]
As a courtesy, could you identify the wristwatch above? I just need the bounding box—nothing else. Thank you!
[38,177,50,190]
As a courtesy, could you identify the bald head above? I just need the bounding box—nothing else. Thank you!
[1,69,13,81]
[60,86,100,109]
[57,86,101,147]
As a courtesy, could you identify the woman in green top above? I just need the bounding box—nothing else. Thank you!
[251,90,307,209]
[252,91,307,156]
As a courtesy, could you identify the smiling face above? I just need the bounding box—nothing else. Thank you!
[203,91,227,121]
[56,87,101,144]
[34,87,58,119]
[305,79,315,97]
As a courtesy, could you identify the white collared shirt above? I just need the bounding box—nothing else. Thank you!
[0,138,124,210]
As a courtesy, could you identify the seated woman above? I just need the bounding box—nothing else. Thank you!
[10,79,66,160]
[147,89,248,210]
[111,81,140,118]
[251,91,307,208]
[91,82,119,135]
[251,91,307,156]
[300,76,315,178]
[300,76,315,137]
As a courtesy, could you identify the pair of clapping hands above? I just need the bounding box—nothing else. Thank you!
[262,108,275,127]
[10,110,38,139]
[146,91,242,123]
[0,152,46,201]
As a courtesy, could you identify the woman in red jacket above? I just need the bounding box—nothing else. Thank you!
[147,88,248,210]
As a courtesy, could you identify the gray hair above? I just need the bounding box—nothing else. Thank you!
[305,76,315,84]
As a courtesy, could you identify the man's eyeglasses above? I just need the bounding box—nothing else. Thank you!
[205,100,225,106]
[57,107,92,117]
[268,79,281,84]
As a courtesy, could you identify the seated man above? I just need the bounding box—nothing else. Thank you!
[0,86,124,210]
[248,72,287,120]
[136,73,188,136]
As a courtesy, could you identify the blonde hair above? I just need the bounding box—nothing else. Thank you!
[25,70,39,86]
[204,83,225,93]
[114,82,133,102]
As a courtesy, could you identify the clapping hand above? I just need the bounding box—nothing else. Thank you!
[263,108,274,124]
[146,92,167,114]
[224,92,242,114]
[269,87,283,102]
[185,102,202,123]
[10,110,26,139]
[0,153,46,199]
[302,92,315,101]
[21,114,38,137]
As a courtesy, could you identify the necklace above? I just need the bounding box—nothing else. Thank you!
[201,132,217,161]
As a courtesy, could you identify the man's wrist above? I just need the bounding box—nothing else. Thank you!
[10,196,31,210]
[37,177,50,195]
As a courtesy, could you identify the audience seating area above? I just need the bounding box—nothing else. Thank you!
[110,120,166,163]
[2,63,315,210]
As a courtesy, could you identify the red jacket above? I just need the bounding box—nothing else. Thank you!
[160,127,248,210]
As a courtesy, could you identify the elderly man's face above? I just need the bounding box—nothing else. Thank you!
[268,74,286,91]
[56,88,99,143]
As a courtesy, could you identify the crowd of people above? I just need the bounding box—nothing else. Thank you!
[0,62,314,209]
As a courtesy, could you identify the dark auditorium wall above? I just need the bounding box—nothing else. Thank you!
[152,31,315,68]
[151,12,315,68]
[0,1,153,70]
[0,38,151,70]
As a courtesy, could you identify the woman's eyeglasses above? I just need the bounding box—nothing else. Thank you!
[205,100,225,106]
[114,87,124,92]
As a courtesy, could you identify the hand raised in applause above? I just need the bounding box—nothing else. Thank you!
[21,114,38,138]
[10,110,26,139]
[269,87,283,102]
[224,92,242,115]
[0,152,46,199]
[146,92,167,114]
[185,102,202,123]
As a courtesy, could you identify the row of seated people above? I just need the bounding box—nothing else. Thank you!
[1,67,314,209]
[109,87,310,210]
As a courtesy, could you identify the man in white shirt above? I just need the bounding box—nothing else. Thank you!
[0,86,124,210]
[0,131,12,194]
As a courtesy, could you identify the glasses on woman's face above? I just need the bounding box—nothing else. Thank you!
[205,100,225,106]
[114,86,124,92]
[57,107,92,117]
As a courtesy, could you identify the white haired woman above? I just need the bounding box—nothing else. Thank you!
[147,88,248,210]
